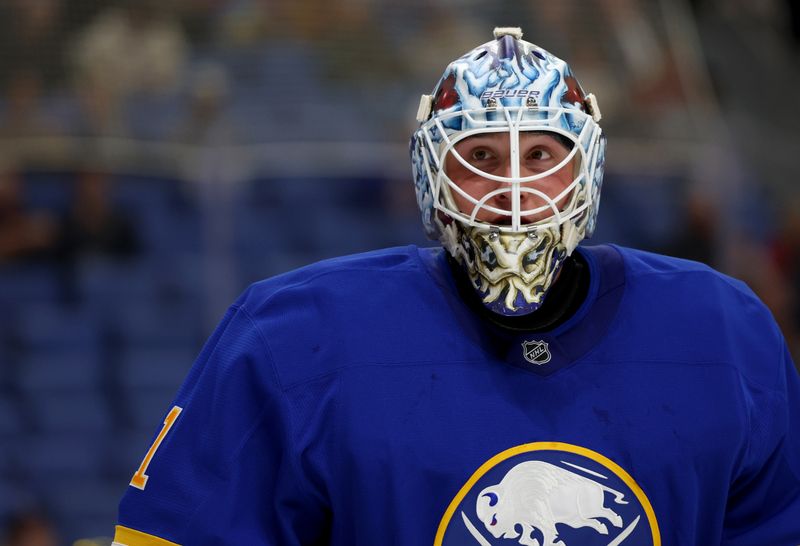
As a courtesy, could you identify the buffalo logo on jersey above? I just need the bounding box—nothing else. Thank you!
[435,442,661,546]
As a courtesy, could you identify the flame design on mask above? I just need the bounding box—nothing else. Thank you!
[442,221,584,315]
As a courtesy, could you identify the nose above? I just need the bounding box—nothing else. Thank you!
[484,161,538,209]
[484,162,555,225]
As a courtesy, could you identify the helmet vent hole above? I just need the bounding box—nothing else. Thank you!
[533,50,546,60]
[474,50,488,60]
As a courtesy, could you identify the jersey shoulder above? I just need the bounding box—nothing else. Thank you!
[232,245,452,389]
[242,245,423,301]
[612,244,759,300]
[584,244,765,322]
[605,245,785,388]
[612,244,728,275]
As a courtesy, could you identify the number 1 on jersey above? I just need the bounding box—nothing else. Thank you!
[130,406,183,490]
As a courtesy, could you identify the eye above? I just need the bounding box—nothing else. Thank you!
[527,147,553,161]
[470,148,493,161]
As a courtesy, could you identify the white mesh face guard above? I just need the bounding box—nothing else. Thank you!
[409,28,606,316]
[413,105,603,315]
[421,106,601,233]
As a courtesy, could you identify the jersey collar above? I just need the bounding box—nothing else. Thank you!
[418,244,626,376]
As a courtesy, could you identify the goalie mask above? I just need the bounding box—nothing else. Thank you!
[410,27,606,316]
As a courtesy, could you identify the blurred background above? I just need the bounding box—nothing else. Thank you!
[0,0,798,543]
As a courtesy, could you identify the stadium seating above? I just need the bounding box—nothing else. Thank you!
[0,170,575,539]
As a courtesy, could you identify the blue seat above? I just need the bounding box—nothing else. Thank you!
[596,172,682,248]
[237,177,285,211]
[112,301,203,350]
[383,215,431,249]
[25,392,112,433]
[63,517,118,546]
[78,257,160,305]
[44,475,123,542]
[163,207,204,254]
[17,349,102,392]
[0,341,14,389]
[140,208,203,256]
[0,396,23,438]
[271,176,341,212]
[0,479,30,515]
[0,265,61,307]
[238,250,316,286]
[63,516,118,546]
[23,171,71,212]
[115,175,201,257]
[79,254,206,311]
[159,253,205,303]
[14,433,104,481]
[15,303,101,353]
[117,347,195,391]
[308,207,383,256]
[123,388,182,430]
[115,175,172,215]
[0,397,23,481]
[232,206,286,254]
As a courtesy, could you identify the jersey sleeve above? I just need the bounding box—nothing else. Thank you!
[113,303,329,546]
[723,340,800,545]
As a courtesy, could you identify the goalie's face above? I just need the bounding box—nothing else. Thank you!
[444,131,577,226]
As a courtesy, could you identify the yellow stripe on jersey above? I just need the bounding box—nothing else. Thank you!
[112,525,181,546]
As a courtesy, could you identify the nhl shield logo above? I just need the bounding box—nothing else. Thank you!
[522,340,551,365]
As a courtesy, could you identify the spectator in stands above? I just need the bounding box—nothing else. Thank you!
[771,200,800,360]
[1,511,59,546]
[177,0,223,47]
[55,168,140,263]
[50,168,140,303]
[0,169,58,264]
[0,70,59,138]
[727,234,797,359]
[69,0,187,136]
[664,191,718,267]
[0,0,65,92]
[175,63,235,146]
[772,198,800,294]
[788,0,800,47]
[71,0,186,97]
[314,0,404,84]
[403,5,485,85]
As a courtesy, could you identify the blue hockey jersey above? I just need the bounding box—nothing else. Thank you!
[113,244,800,546]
